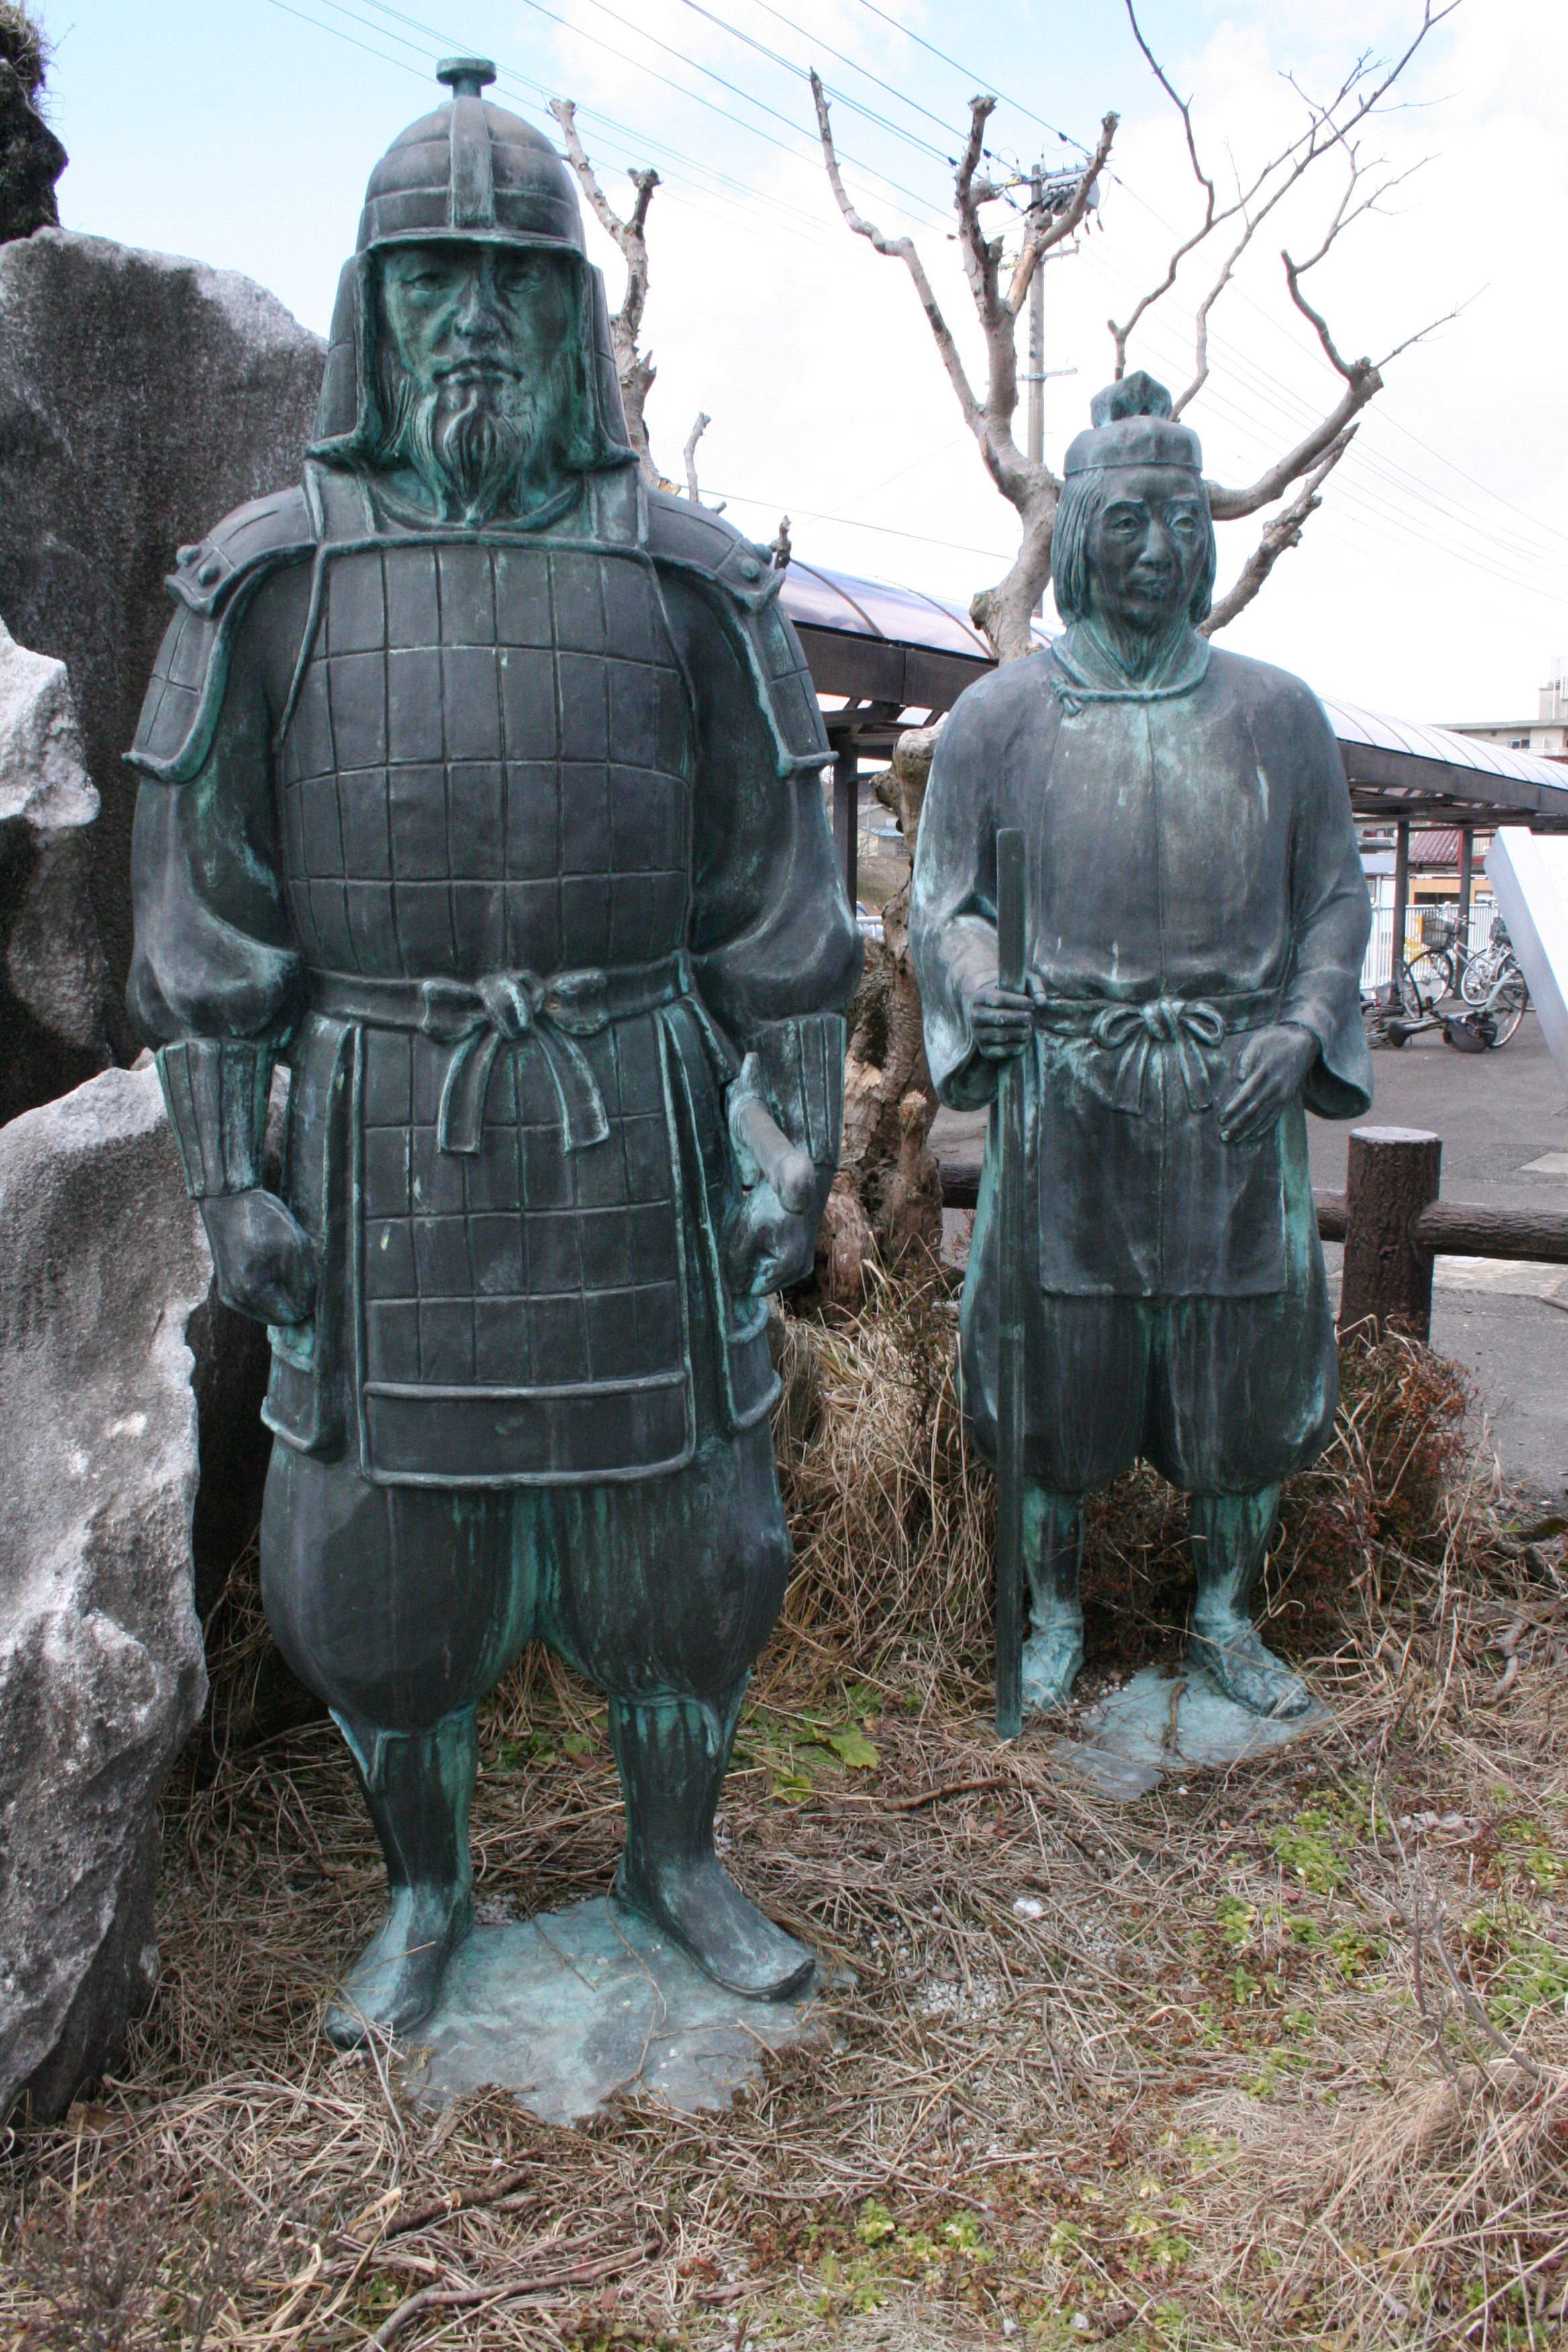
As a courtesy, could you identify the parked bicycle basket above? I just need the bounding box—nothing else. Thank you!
[1420,907,1459,948]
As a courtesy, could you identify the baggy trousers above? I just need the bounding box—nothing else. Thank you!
[960,1108,1338,1496]
[260,1419,792,1734]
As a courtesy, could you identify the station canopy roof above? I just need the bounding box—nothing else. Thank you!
[780,557,1568,833]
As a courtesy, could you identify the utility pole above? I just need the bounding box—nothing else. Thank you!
[1022,162,1079,615]
[1028,164,1045,475]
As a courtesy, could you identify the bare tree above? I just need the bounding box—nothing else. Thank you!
[550,98,663,485]
[812,73,1113,663]
[551,98,732,507]
[811,0,1457,663]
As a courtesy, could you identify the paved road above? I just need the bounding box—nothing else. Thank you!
[931,1014,1568,1506]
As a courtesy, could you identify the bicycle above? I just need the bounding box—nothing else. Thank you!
[1397,905,1462,1018]
[1465,948,1528,1048]
[1461,917,1524,1011]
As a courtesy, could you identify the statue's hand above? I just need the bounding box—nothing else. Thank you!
[1218,1023,1318,1145]
[199,1189,317,1327]
[970,979,1034,1063]
[722,1180,816,1300]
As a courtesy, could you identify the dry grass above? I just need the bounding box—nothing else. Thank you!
[3,1287,1567,2350]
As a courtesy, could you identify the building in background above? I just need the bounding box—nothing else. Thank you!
[1442,660,1568,760]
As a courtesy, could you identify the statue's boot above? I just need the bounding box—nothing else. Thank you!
[1187,1489,1311,1719]
[1020,1485,1085,1715]
[609,1685,816,2001]
[324,1706,477,2047]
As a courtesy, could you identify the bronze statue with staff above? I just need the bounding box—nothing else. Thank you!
[910,375,1371,1725]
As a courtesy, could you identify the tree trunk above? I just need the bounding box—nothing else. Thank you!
[818,726,943,1303]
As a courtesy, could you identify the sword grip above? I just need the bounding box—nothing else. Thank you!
[995,827,1028,1743]
[730,1093,818,1216]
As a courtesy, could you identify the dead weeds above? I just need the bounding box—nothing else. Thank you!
[2,1291,1566,2350]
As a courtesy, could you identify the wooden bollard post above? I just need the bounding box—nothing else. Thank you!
[1337,1125,1442,1343]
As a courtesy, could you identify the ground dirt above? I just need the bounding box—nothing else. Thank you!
[3,1294,1566,2351]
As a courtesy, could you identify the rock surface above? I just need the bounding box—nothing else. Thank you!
[401,1896,838,2122]
[0,611,109,1121]
[0,1065,210,2119]
[1053,1663,1327,1801]
[0,230,324,1052]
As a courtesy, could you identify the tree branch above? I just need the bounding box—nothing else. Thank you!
[809,68,984,438]
[683,412,711,503]
[1114,0,1456,393]
[1200,430,1354,635]
[549,97,662,485]
[1005,115,1118,321]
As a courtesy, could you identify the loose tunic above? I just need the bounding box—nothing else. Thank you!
[910,626,1371,1494]
[128,460,860,1491]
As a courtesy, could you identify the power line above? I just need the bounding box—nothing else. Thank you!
[509,0,953,228]
[725,0,973,148]
[285,0,852,255]
[844,0,1092,157]
[669,0,953,164]
[706,487,1016,567]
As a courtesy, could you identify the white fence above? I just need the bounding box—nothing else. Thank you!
[1360,892,1499,993]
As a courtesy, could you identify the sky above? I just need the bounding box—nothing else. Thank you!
[32,0,1568,726]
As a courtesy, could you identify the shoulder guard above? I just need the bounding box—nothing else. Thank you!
[165,485,317,620]
[128,486,317,786]
[646,489,829,781]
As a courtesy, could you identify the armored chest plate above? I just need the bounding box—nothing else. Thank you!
[277,534,695,981]
[267,505,716,1486]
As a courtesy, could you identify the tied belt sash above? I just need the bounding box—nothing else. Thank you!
[1031,987,1281,1116]
[309,952,705,1155]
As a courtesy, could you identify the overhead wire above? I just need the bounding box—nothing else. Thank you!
[714,0,977,148]
[843,0,1091,157]
[513,0,953,224]
[279,0,852,254]
[265,0,1561,606]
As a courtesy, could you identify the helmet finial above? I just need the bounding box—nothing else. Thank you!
[436,56,497,100]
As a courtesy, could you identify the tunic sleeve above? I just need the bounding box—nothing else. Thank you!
[126,595,303,1052]
[1274,685,1373,1120]
[908,685,1003,1111]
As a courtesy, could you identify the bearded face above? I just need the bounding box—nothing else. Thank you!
[370,244,589,521]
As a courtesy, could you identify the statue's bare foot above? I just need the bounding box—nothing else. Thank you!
[616,1851,815,2001]
[324,1883,473,2047]
[1189,1617,1311,1719]
[1021,1615,1085,1716]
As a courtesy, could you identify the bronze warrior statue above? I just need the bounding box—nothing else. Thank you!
[128,60,860,2039]
[911,374,1371,1722]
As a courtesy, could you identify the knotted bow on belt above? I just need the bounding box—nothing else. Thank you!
[1032,987,1279,1117]
[309,954,697,1155]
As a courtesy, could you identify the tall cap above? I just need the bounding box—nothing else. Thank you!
[355,56,587,253]
[1063,371,1203,477]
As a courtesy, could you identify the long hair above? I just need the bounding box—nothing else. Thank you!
[1050,467,1217,626]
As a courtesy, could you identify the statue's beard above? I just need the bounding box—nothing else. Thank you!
[375,363,571,522]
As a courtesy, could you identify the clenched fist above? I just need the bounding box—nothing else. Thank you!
[200,1189,317,1327]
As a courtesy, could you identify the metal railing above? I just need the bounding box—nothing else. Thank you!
[1360,897,1497,994]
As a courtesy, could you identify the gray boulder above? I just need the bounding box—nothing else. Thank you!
[0,1064,209,2119]
[0,230,324,1056]
[0,611,110,1122]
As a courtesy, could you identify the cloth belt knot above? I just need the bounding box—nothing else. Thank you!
[1087,995,1228,1116]
[419,969,612,1156]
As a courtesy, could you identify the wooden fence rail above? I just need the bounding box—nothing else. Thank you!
[940,1124,1568,1344]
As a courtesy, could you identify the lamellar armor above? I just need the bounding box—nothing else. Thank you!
[128,71,860,1489]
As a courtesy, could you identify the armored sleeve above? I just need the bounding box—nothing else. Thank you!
[126,493,315,1193]
[651,502,862,1180]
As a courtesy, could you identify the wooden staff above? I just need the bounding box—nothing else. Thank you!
[994,826,1026,1742]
